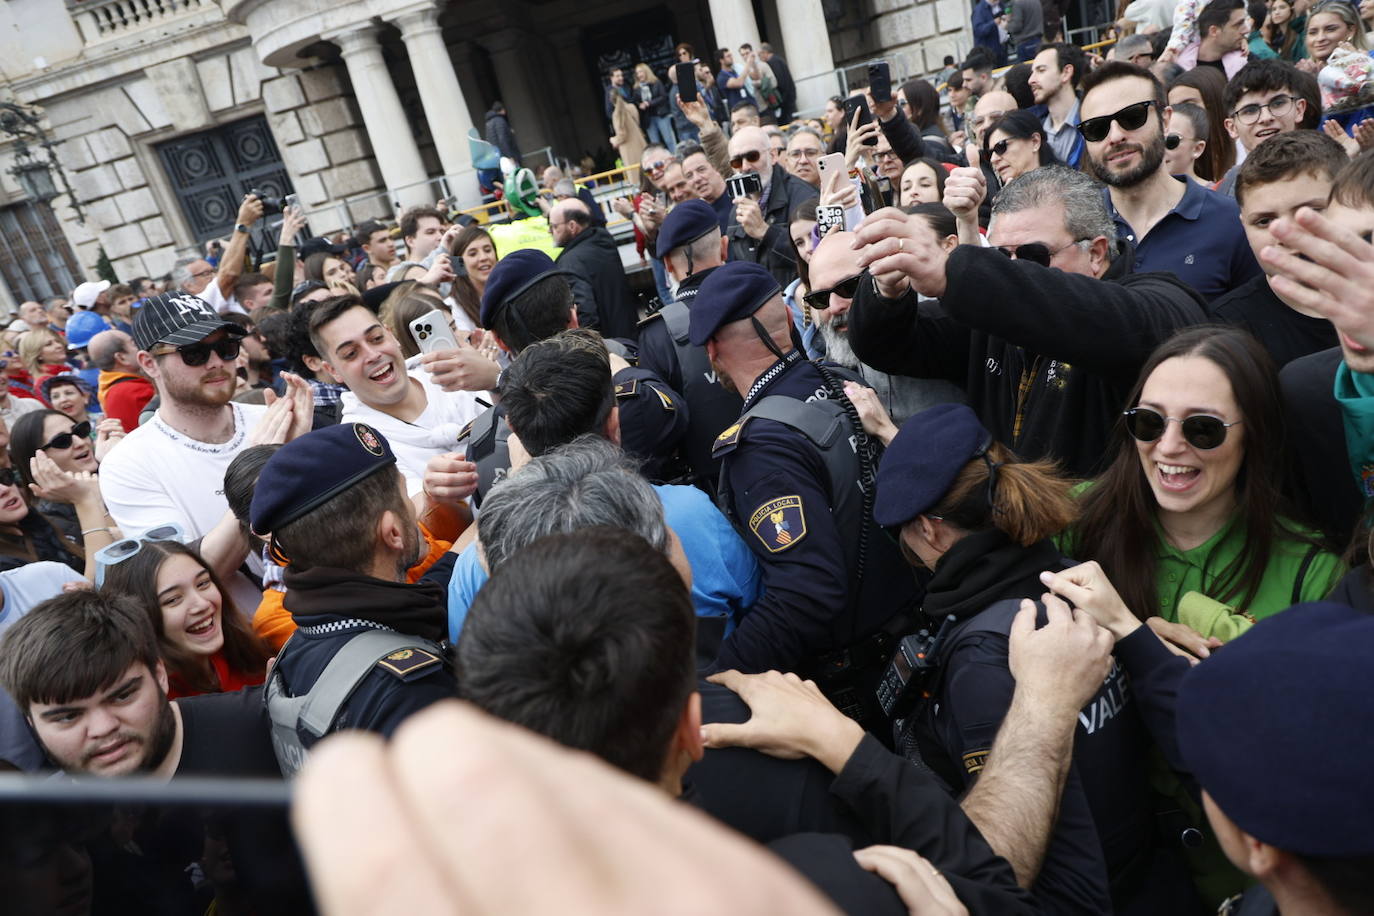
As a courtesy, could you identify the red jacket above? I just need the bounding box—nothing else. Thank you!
[98,371,155,431]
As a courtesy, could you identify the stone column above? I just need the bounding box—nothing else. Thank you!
[389,4,480,205]
[708,0,761,53]
[328,26,432,210]
[776,0,838,115]
[485,29,556,165]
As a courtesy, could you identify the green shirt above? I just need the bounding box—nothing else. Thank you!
[1150,516,1343,624]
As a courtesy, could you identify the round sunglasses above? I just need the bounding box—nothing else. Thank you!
[40,420,92,452]
[1078,100,1158,143]
[1123,407,1241,450]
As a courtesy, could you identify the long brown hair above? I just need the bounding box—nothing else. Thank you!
[1065,326,1320,620]
[926,442,1077,547]
[448,225,496,326]
[99,540,270,694]
[1168,67,1235,182]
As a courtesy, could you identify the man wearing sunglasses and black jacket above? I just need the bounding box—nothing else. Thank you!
[725,126,818,289]
[847,166,1207,479]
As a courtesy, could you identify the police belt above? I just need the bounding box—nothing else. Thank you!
[804,597,921,686]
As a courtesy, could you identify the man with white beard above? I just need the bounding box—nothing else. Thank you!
[806,231,964,424]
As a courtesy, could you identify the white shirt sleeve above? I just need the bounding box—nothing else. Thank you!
[197,277,240,316]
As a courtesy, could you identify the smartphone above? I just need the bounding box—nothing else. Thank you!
[283,193,299,210]
[675,62,698,102]
[817,153,866,231]
[843,95,877,145]
[409,308,459,355]
[816,204,846,235]
[868,61,892,103]
[726,172,763,200]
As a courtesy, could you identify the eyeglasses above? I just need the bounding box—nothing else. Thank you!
[803,275,863,310]
[94,523,186,588]
[155,336,242,367]
[189,267,216,281]
[788,148,822,160]
[645,159,670,174]
[39,420,92,452]
[1078,100,1158,143]
[971,109,1007,131]
[729,150,764,169]
[874,149,902,162]
[1232,94,1295,125]
[989,138,1015,157]
[993,239,1085,266]
[1123,407,1241,450]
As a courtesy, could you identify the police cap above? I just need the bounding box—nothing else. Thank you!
[655,199,721,259]
[480,249,560,328]
[250,422,396,535]
[874,403,992,528]
[687,262,781,346]
[1176,601,1374,857]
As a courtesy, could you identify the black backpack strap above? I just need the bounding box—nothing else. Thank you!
[1290,543,1323,606]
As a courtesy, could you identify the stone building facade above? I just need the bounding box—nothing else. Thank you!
[0,0,976,310]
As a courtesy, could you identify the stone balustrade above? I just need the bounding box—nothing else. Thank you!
[67,0,212,43]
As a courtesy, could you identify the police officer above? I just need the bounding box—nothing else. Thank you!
[459,249,687,503]
[251,422,456,775]
[873,403,1179,914]
[692,261,918,731]
[637,199,744,490]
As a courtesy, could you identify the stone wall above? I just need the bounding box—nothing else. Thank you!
[829,0,974,83]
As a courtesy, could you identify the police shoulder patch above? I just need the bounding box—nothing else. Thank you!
[614,378,639,399]
[748,494,808,553]
[652,386,675,411]
[712,420,746,457]
[962,748,990,775]
[375,647,442,680]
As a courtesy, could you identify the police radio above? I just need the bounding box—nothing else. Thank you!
[876,614,957,719]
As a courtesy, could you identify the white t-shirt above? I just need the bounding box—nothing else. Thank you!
[195,279,240,316]
[99,402,268,611]
[340,359,484,497]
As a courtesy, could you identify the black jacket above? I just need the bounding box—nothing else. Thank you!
[878,107,960,165]
[1280,346,1360,546]
[484,109,520,163]
[848,245,1207,478]
[727,164,821,289]
[768,54,797,118]
[556,225,639,340]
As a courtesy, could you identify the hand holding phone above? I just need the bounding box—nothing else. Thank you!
[843,95,877,146]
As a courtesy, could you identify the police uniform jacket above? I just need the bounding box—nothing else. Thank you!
[709,355,919,676]
[637,268,744,489]
[727,165,822,289]
[902,528,1160,914]
[848,244,1207,478]
[271,567,455,752]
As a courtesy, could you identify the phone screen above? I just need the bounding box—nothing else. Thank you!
[675,63,698,103]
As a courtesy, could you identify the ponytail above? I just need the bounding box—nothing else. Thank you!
[928,443,1077,546]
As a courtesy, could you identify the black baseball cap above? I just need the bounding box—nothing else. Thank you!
[132,292,245,351]
[299,237,347,259]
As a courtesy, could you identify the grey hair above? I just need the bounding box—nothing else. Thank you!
[990,166,1118,252]
[787,126,824,146]
[171,256,199,289]
[478,435,668,571]
[1112,33,1154,60]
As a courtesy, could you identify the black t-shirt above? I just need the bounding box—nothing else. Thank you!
[1209,273,1338,367]
[176,685,281,778]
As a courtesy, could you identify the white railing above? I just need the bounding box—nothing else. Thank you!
[67,0,212,42]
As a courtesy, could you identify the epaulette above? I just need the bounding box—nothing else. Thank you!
[455,420,474,442]
[614,378,639,399]
[375,647,443,681]
[711,417,750,457]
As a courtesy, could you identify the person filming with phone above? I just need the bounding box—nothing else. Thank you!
[726,126,818,288]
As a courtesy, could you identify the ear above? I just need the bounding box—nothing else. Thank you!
[1086,236,1112,276]
[1031,134,1042,153]
[566,307,580,330]
[1192,138,1207,161]
[664,255,683,282]
[377,508,406,554]
[136,350,160,381]
[676,691,705,763]
[1161,105,1173,134]
[941,233,959,253]
[1223,116,1239,141]
[719,236,730,262]
[604,403,622,446]
[1294,97,1308,121]
[154,660,170,695]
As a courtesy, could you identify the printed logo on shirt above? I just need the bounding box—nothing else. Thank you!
[962,748,990,775]
[1184,254,1195,265]
[748,494,807,553]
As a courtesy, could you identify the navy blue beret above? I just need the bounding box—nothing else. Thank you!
[655,199,721,259]
[479,249,559,327]
[688,262,782,346]
[1176,602,1374,857]
[250,422,397,535]
[874,403,992,528]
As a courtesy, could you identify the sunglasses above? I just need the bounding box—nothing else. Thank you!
[993,239,1084,266]
[645,159,670,174]
[803,275,863,310]
[40,420,92,452]
[989,138,1014,157]
[1123,407,1241,450]
[0,467,20,488]
[93,523,186,588]
[157,336,242,367]
[1078,100,1158,143]
[729,149,764,169]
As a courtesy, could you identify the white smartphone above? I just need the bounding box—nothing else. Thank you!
[817,152,865,231]
[408,308,459,355]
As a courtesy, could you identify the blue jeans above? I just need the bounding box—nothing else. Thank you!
[646,115,677,154]
[650,255,673,306]
[1017,38,1041,62]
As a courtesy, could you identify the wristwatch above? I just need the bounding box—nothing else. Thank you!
[235,223,250,234]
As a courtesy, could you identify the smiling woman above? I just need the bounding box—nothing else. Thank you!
[99,538,271,699]
[1062,326,1343,643]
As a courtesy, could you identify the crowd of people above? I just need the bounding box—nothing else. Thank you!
[2,6,1374,914]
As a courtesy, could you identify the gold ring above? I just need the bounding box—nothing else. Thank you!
[898,238,906,252]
